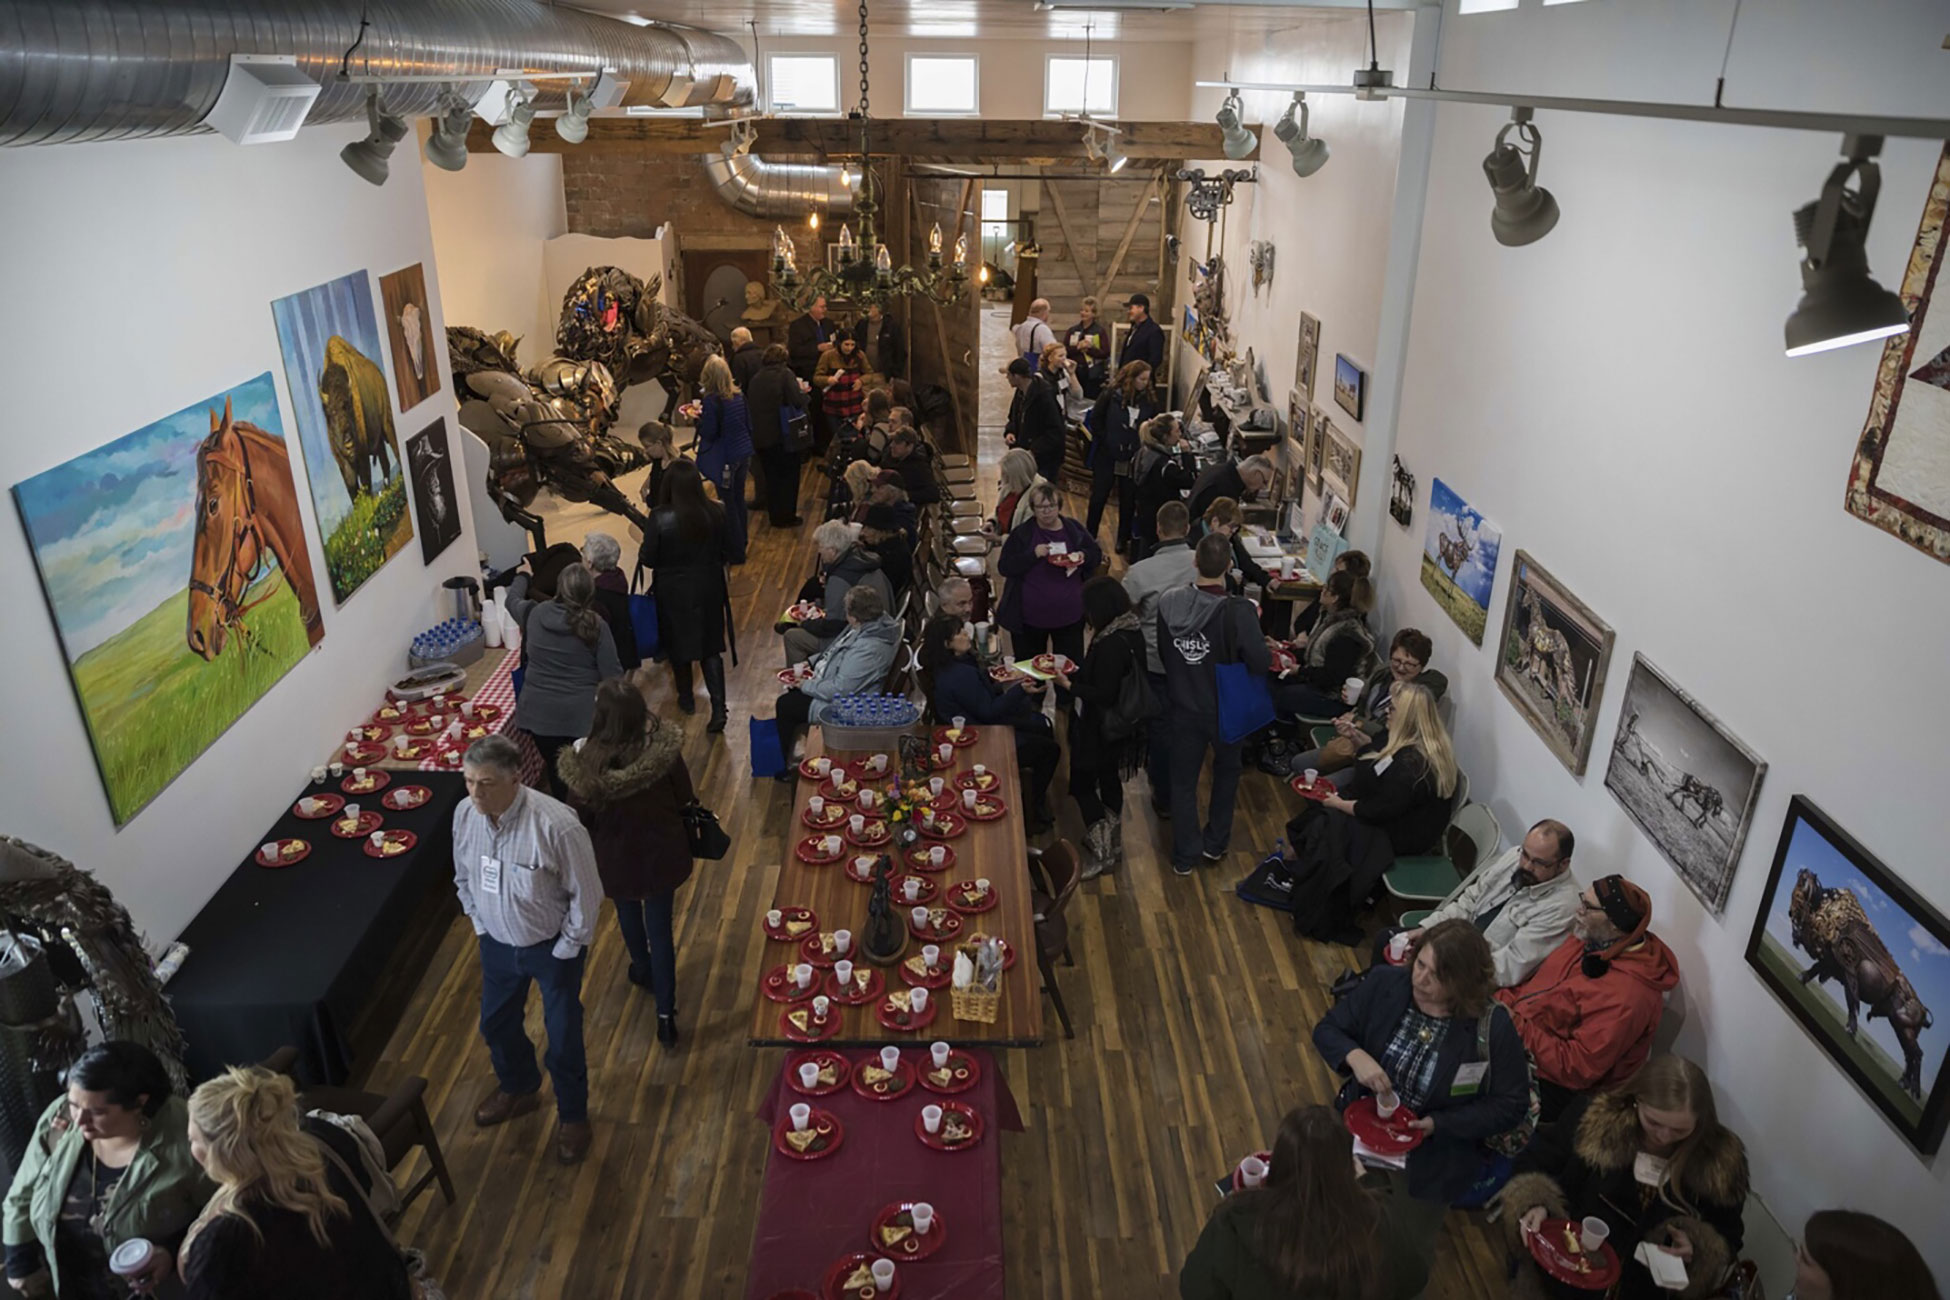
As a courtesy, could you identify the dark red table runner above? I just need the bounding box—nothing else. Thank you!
[746,1047,1021,1300]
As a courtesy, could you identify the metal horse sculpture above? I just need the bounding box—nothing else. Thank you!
[188,397,324,659]
[1667,773,1724,828]
[1436,518,1473,577]
[556,267,719,412]
[1788,867,1935,1097]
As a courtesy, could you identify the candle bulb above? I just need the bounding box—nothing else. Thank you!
[808,210,821,231]
[874,244,892,280]
[839,223,855,251]
[929,222,943,255]
[953,232,968,267]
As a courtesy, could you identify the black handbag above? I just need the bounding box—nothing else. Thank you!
[683,801,731,860]
[781,407,814,454]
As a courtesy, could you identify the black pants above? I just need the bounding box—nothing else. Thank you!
[1013,622,1085,665]
[757,443,802,524]
[1070,751,1125,823]
[528,732,574,798]
[1085,470,1136,550]
[775,690,814,758]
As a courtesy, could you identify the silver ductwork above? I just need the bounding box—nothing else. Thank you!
[0,0,754,146]
[701,148,858,219]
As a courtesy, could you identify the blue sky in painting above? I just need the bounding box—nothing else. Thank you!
[1763,817,1950,1079]
[270,270,391,536]
[1422,478,1502,609]
[12,374,287,658]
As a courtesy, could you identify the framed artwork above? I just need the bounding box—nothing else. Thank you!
[1418,478,1501,646]
[1746,796,1950,1155]
[1295,311,1321,400]
[378,263,440,414]
[1308,407,1329,489]
[406,418,462,563]
[1321,420,1361,506]
[1322,493,1350,534]
[1389,455,1415,528]
[1494,550,1614,775]
[1845,143,1950,565]
[11,374,323,825]
[1606,654,1767,916]
[1333,353,1366,423]
[271,270,413,605]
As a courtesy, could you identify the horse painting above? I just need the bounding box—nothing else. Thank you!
[189,397,324,658]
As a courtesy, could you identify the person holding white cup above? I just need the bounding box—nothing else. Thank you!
[1265,567,1376,720]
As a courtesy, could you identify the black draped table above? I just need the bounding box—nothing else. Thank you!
[168,771,466,1085]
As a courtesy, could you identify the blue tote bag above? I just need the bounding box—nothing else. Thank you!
[749,716,788,778]
[628,564,661,660]
[1214,597,1275,744]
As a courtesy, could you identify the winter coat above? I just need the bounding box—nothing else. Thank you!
[869,536,913,601]
[730,341,766,393]
[558,722,697,899]
[1121,315,1164,373]
[507,575,622,738]
[1122,539,1199,674]
[1500,1093,1748,1300]
[1423,848,1581,988]
[886,448,941,504]
[694,392,754,488]
[1006,375,1068,481]
[1132,431,1198,551]
[1190,460,1249,522]
[787,312,833,379]
[928,654,1042,731]
[1088,389,1156,473]
[1067,616,1145,772]
[638,505,730,662]
[995,515,1103,636]
[800,615,901,724]
[1178,1190,1428,1300]
[746,360,808,452]
[1313,965,1532,1204]
[815,352,868,422]
[852,314,907,378]
[995,479,1053,537]
[1157,585,1270,729]
[799,544,893,641]
[1341,666,1451,746]
[1296,610,1377,692]
[1339,746,1450,858]
[591,567,641,671]
[1495,934,1682,1093]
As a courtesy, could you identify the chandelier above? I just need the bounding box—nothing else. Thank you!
[770,0,969,312]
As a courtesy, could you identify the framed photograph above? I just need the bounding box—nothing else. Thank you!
[1321,420,1361,506]
[1746,796,1950,1154]
[1419,477,1501,646]
[378,263,440,413]
[1606,655,1767,916]
[406,418,462,564]
[1322,493,1350,534]
[1308,407,1329,490]
[1333,353,1366,423]
[1494,550,1614,775]
[1295,312,1321,400]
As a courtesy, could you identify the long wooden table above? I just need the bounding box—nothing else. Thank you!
[748,725,1045,1047]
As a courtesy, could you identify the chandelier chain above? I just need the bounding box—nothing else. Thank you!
[857,0,871,119]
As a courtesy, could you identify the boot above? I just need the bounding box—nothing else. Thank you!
[670,660,696,714]
[1109,818,1125,867]
[1080,819,1114,880]
[701,656,728,734]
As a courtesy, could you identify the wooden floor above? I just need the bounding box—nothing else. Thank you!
[364,351,1507,1297]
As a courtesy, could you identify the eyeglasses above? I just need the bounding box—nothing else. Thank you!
[1518,848,1562,871]
[1388,657,1423,671]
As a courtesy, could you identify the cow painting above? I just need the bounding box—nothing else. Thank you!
[319,334,398,499]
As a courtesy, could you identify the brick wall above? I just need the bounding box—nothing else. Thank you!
[561,150,823,268]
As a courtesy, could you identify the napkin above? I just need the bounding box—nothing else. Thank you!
[1351,1137,1407,1171]
[952,951,974,990]
[1633,1243,1689,1289]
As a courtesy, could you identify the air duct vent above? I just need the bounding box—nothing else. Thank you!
[202,55,321,145]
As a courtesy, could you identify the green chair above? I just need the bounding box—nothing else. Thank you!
[1384,799,1500,904]
[1398,908,1435,928]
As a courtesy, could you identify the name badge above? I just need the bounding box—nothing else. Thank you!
[1451,1061,1489,1095]
[1372,755,1394,776]
[1634,1151,1670,1187]
[480,855,503,896]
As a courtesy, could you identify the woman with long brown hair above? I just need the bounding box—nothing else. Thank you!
[506,559,621,795]
[557,677,695,1045]
[1178,1105,1426,1300]
[1086,360,1155,553]
[639,459,733,732]
[1793,1211,1939,1300]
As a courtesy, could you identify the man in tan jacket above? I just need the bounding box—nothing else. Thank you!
[1377,818,1581,987]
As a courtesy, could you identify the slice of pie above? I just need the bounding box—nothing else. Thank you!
[280,842,303,859]
[903,955,930,978]
[886,990,911,1012]
[786,1008,810,1033]
[782,916,812,936]
[880,1223,913,1247]
[844,1263,876,1295]
[861,1065,894,1086]
[814,1061,839,1086]
[941,1114,973,1144]
[818,932,838,955]
[784,1127,819,1153]
[927,907,950,930]
[928,1067,955,1087]
[853,969,871,992]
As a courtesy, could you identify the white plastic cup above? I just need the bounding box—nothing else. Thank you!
[952,715,967,731]
[352,766,368,783]
[910,987,929,1014]
[921,1104,943,1134]
[904,878,921,902]
[809,795,825,816]
[812,995,831,1019]
[329,761,344,777]
[107,1238,155,1278]
[930,776,946,797]
[973,763,987,777]
[859,790,876,810]
[798,1062,820,1089]
[922,944,940,971]
[796,661,812,677]
[835,959,854,987]
[834,929,852,955]
[310,765,327,783]
[938,743,954,764]
[1304,767,1319,786]
[1580,1217,1610,1253]
[921,808,937,828]
[344,803,362,821]
[930,1041,950,1068]
[930,846,946,866]
[850,813,866,834]
[394,736,410,754]
[1376,1090,1400,1119]
[854,856,875,875]
[1343,676,1365,704]
[880,1046,901,1072]
[1239,1156,1268,1189]
[911,906,930,929]
[794,963,814,989]
[462,700,475,718]
[911,1203,934,1235]
[348,728,362,743]
[976,877,991,895]
[767,909,783,928]
[871,1259,896,1292]
[813,755,831,774]
[369,830,385,848]
[260,842,278,860]
[789,1102,811,1131]
[1388,932,1410,962]
[962,788,977,811]
[823,834,840,854]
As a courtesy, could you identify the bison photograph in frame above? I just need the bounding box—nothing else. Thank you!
[1745,796,1950,1155]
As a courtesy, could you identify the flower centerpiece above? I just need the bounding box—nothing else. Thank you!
[880,777,937,846]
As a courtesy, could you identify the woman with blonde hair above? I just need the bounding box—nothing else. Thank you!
[693,353,754,562]
[1281,682,1457,946]
[992,447,1048,536]
[179,1068,408,1299]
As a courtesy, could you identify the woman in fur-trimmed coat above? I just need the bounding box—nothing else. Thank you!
[558,678,696,1045]
[1496,1056,1749,1300]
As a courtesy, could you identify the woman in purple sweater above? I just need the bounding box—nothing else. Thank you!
[995,483,1104,675]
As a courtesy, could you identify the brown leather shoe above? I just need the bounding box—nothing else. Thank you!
[556,1120,593,1165]
[473,1087,542,1128]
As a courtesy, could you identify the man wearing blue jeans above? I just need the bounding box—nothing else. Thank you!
[1121,501,1199,816]
[1157,534,1272,875]
[455,735,603,1165]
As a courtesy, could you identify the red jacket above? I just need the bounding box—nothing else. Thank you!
[1494,933,1679,1093]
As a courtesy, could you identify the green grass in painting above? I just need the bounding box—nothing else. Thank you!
[1418,554,1487,645]
[1754,930,1924,1124]
[324,476,412,600]
[69,582,310,823]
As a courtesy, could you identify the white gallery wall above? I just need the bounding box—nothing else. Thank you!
[0,122,477,943]
[1378,0,1950,1267]
[420,141,566,367]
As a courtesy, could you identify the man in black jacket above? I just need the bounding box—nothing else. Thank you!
[728,326,766,392]
[785,295,833,380]
[1120,292,1165,376]
[1188,453,1275,522]
[1158,533,1272,876]
[883,429,941,505]
[852,303,906,380]
[1003,357,1067,482]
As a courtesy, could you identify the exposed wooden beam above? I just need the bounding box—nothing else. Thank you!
[1096,175,1159,304]
[465,117,1251,160]
[1039,180,1090,295]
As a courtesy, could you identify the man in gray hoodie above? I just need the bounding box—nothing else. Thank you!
[1120,501,1198,814]
[1157,534,1272,875]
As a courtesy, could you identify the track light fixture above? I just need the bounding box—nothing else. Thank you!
[1784,134,1911,358]
[1273,93,1329,178]
[491,86,536,158]
[1105,134,1129,174]
[721,118,758,160]
[554,81,594,145]
[422,90,473,172]
[339,86,408,185]
[1217,91,1257,161]
[1482,107,1559,247]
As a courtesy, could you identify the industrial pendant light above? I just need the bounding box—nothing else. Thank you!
[1273,93,1329,178]
[1784,134,1911,357]
[1217,91,1257,161]
[339,86,408,185]
[1105,132,1129,174]
[1482,107,1559,247]
[554,83,594,145]
[491,86,536,158]
[423,92,473,172]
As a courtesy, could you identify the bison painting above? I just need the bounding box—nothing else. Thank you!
[1789,867,1936,1098]
[319,334,398,499]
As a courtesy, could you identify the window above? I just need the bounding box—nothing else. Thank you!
[1456,0,1518,11]
[905,55,980,116]
[1045,56,1116,117]
[980,189,1010,221]
[768,54,840,114]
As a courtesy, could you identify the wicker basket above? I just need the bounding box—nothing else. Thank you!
[950,984,1000,1024]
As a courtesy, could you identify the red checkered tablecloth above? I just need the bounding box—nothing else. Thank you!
[412,652,544,785]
